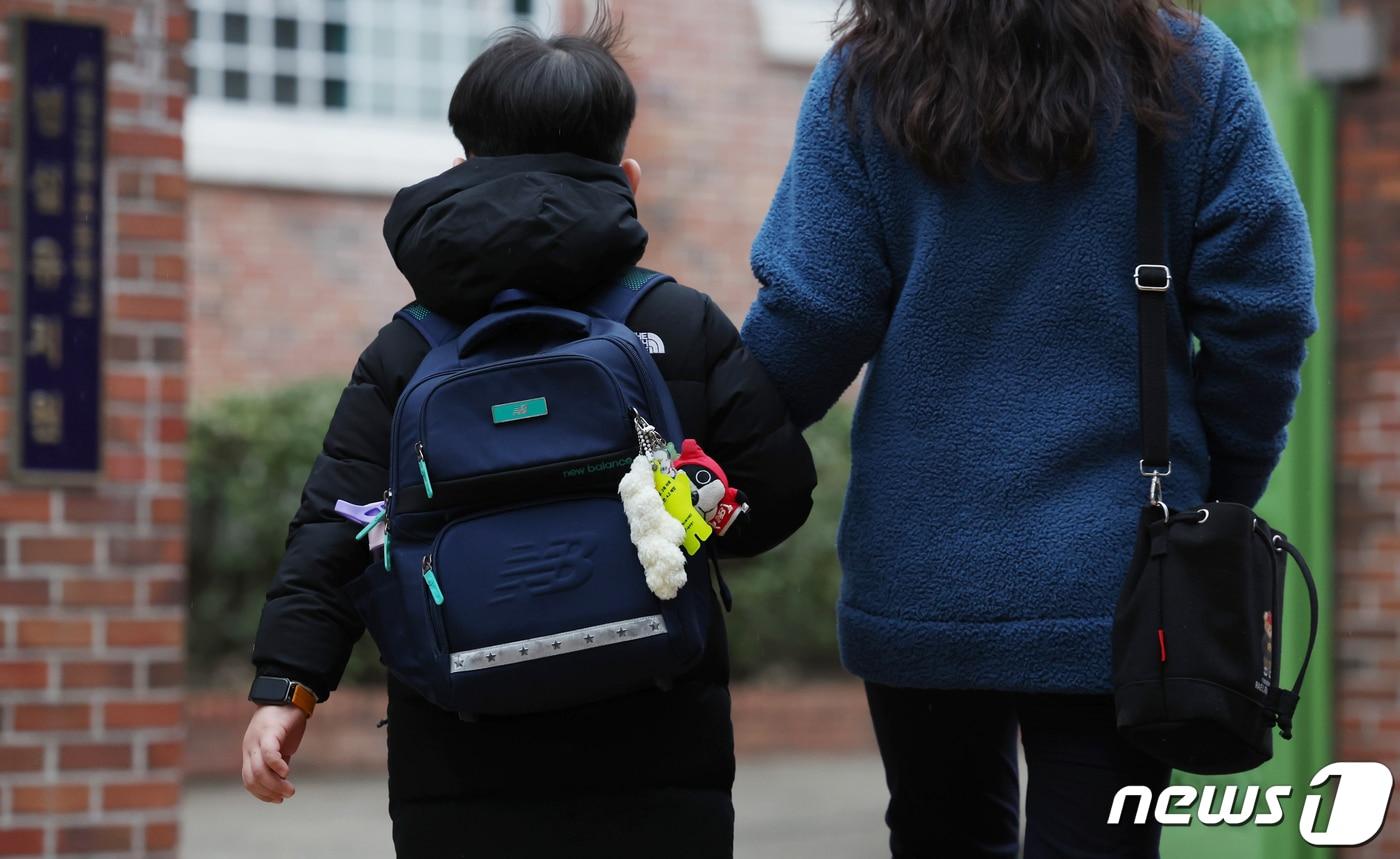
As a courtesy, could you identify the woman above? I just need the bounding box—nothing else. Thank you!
[741,2,1316,856]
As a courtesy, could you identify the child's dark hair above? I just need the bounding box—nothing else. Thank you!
[448,7,635,164]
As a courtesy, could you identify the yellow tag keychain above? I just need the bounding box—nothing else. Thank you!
[654,468,713,555]
[634,410,713,556]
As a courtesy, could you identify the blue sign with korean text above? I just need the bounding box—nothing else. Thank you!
[13,19,105,481]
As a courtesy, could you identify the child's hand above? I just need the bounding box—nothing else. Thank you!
[241,705,307,803]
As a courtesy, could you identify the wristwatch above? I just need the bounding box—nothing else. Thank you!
[248,676,317,719]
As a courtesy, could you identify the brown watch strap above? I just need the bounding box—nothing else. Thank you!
[288,682,316,719]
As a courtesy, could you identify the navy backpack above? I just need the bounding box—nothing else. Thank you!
[345,267,713,716]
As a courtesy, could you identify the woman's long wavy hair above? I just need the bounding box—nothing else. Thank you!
[833,0,1199,183]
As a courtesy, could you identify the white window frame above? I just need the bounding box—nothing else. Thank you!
[185,0,558,194]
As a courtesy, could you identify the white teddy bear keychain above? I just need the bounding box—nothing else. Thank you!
[618,411,690,600]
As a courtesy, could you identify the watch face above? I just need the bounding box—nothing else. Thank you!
[249,676,291,703]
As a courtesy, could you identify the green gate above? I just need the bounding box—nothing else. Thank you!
[1163,1,1336,857]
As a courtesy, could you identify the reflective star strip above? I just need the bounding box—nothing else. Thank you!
[449,615,668,673]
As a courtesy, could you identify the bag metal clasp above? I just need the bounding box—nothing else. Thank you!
[1135,264,1172,293]
[1141,460,1171,520]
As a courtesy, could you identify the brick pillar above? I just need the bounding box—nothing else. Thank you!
[0,2,188,856]
[1335,3,1400,856]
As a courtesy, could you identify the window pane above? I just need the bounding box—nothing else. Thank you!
[323,22,348,54]
[420,31,440,62]
[274,74,298,105]
[223,69,250,101]
[274,18,298,49]
[323,78,348,109]
[188,0,527,116]
[373,26,395,59]
[371,82,394,115]
[420,86,440,120]
[223,12,249,45]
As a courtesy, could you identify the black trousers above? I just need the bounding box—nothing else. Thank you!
[385,674,735,859]
[864,683,1172,859]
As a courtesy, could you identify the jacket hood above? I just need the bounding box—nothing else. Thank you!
[383,153,649,322]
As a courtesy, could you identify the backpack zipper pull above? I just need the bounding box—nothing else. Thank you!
[416,442,434,499]
[374,491,392,572]
[422,554,444,606]
[355,493,389,541]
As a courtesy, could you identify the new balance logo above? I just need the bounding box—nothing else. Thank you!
[490,536,596,603]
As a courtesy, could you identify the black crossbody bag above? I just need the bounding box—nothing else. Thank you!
[1110,127,1320,776]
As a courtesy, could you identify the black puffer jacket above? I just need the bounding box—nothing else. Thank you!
[250,154,816,854]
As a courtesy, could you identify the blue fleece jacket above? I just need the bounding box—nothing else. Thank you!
[740,18,1317,694]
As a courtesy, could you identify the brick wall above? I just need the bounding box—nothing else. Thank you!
[0,2,188,857]
[1334,2,1400,855]
[187,0,813,402]
[188,186,403,402]
[618,0,812,322]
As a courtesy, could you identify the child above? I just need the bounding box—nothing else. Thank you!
[238,11,816,859]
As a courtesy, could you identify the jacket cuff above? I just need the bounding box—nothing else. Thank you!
[1206,458,1276,507]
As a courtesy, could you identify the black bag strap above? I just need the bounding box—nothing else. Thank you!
[1135,126,1173,502]
[1273,536,1320,740]
[706,546,733,613]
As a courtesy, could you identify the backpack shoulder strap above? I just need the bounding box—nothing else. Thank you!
[394,301,467,348]
[587,266,677,323]
[395,266,675,346]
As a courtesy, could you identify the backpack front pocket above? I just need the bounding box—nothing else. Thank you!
[425,494,698,714]
[405,356,635,501]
